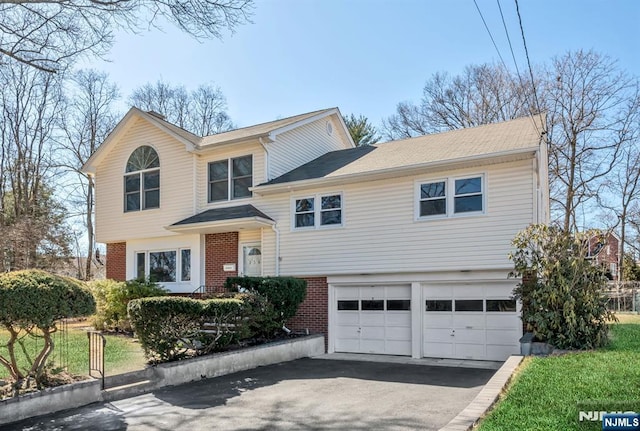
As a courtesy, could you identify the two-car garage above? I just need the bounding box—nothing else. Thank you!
[331,280,521,361]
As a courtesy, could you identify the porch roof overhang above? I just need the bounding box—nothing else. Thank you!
[165,205,275,234]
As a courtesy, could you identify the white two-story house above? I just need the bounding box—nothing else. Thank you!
[83,107,549,361]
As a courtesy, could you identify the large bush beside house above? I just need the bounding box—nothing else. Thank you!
[128,296,248,362]
[510,224,615,349]
[89,278,167,332]
[0,270,95,387]
[224,277,307,336]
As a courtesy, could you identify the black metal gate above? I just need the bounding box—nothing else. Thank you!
[88,331,106,389]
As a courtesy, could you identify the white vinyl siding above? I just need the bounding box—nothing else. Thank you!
[95,118,196,243]
[259,159,534,276]
[268,117,351,180]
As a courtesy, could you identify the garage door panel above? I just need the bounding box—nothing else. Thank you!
[386,286,411,298]
[336,326,360,338]
[361,326,385,339]
[335,339,359,353]
[424,342,454,358]
[422,282,522,361]
[486,329,520,345]
[423,285,453,298]
[362,286,385,298]
[424,328,453,342]
[385,313,411,326]
[484,285,515,297]
[360,313,385,326]
[424,314,453,328]
[454,329,486,343]
[453,314,485,328]
[485,314,519,328]
[336,313,359,325]
[386,340,411,355]
[452,286,482,297]
[455,343,485,359]
[386,326,411,340]
[360,339,385,354]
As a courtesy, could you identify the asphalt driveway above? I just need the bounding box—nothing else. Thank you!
[4,358,495,431]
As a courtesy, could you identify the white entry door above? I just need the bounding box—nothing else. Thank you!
[423,284,521,361]
[334,285,411,356]
[241,244,261,276]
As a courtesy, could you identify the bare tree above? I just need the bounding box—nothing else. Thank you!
[599,88,640,281]
[545,50,638,232]
[58,69,119,279]
[343,114,380,146]
[0,0,253,73]
[129,80,234,135]
[0,63,71,270]
[383,63,538,139]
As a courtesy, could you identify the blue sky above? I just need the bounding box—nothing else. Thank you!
[86,0,640,131]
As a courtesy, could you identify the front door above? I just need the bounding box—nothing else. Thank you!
[242,244,262,276]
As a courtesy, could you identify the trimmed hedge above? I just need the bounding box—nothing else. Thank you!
[89,278,167,332]
[128,296,248,362]
[0,270,95,327]
[224,276,307,336]
[0,270,95,383]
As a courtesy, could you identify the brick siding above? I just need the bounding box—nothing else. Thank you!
[204,232,238,294]
[106,242,126,281]
[287,277,328,351]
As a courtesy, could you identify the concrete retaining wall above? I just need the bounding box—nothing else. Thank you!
[0,379,102,425]
[156,334,325,387]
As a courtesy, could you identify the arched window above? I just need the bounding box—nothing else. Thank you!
[124,146,160,212]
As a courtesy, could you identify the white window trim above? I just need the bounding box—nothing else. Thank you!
[415,174,486,221]
[207,154,254,203]
[134,248,192,283]
[124,166,161,212]
[291,192,344,231]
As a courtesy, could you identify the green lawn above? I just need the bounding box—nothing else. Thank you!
[0,326,146,380]
[478,314,640,431]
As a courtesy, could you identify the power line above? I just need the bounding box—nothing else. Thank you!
[473,0,509,71]
[515,0,543,118]
[497,0,542,136]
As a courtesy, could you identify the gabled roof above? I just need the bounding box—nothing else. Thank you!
[166,204,275,234]
[82,107,201,174]
[171,205,273,226]
[198,107,347,148]
[82,106,352,174]
[257,114,546,190]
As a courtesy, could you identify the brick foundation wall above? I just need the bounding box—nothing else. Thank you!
[204,232,238,294]
[287,277,328,351]
[106,242,126,281]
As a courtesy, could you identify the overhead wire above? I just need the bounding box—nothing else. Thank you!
[496,0,543,136]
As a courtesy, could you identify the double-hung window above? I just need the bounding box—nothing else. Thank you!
[294,194,343,229]
[124,146,160,212]
[208,155,253,202]
[417,175,484,219]
[135,248,191,283]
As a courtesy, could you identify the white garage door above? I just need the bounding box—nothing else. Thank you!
[335,285,411,356]
[423,284,521,361]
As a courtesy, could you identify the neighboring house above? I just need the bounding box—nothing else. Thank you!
[587,231,621,281]
[83,107,549,361]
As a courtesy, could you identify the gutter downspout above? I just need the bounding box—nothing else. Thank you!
[259,137,271,181]
[271,223,280,276]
